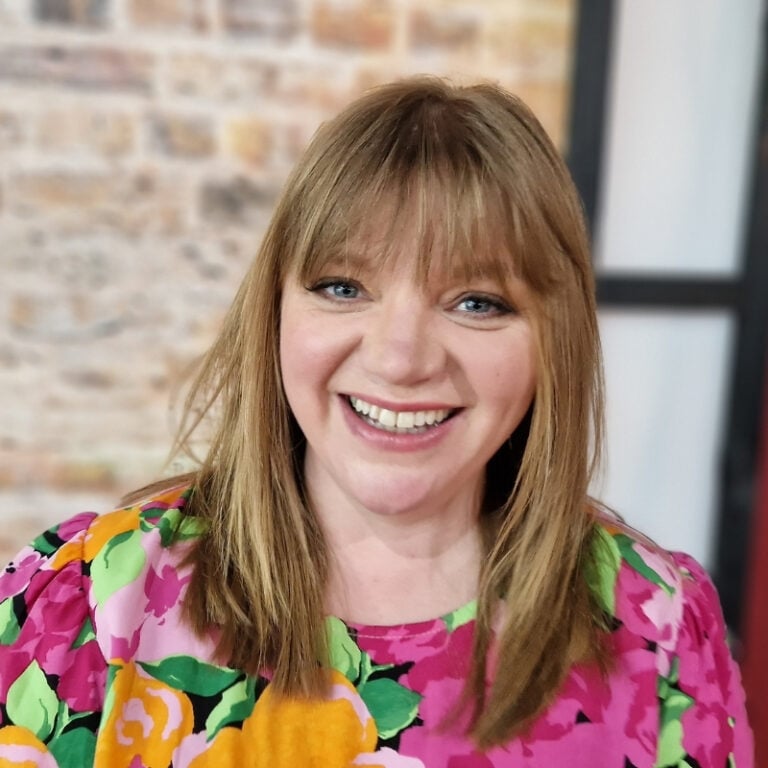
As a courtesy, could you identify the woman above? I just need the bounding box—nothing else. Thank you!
[0,78,752,766]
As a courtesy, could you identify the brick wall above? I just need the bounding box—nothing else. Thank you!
[0,0,575,560]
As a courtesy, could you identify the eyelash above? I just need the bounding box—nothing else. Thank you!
[307,278,362,300]
[454,293,513,317]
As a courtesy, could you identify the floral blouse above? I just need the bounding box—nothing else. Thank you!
[0,487,753,766]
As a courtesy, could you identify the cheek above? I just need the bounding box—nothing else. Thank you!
[279,317,348,404]
[482,333,537,403]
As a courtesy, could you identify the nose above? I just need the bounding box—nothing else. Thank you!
[360,286,447,387]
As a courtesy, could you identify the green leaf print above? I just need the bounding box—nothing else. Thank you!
[49,727,97,768]
[205,677,258,739]
[91,529,146,607]
[359,677,422,740]
[29,530,58,556]
[656,718,686,766]
[655,656,694,768]
[71,616,96,649]
[139,656,241,697]
[0,597,21,645]
[326,617,362,682]
[585,527,622,615]
[615,534,674,596]
[442,600,477,633]
[6,660,59,742]
[659,690,695,729]
[141,506,206,546]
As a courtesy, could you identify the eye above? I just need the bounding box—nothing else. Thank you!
[454,293,512,317]
[307,278,363,301]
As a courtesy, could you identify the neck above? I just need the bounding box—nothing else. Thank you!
[314,494,485,626]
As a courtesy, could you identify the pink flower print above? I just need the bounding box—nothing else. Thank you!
[353,747,426,766]
[144,564,190,619]
[0,550,46,602]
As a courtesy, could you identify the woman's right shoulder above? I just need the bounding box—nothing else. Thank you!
[0,483,203,646]
[10,483,195,565]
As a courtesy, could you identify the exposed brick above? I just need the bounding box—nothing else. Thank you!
[163,54,279,102]
[221,0,300,39]
[35,108,135,157]
[107,170,189,236]
[8,291,127,341]
[312,0,394,50]
[0,46,153,94]
[224,116,272,167]
[149,113,216,159]
[48,460,117,491]
[0,0,577,531]
[34,0,110,27]
[11,171,116,210]
[488,16,572,76]
[199,176,278,226]
[0,111,23,150]
[514,80,568,148]
[164,53,228,98]
[9,296,37,331]
[0,3,32,27]
[128,0,208,32]
[61,368,115,388]
[409,8,479,51]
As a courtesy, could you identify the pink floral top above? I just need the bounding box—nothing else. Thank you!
[0,487,753,766]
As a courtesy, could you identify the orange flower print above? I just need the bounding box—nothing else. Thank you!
[51,508,141,570]
[94,662,194,768]
[0,726,57,768]
[187,670,377,767]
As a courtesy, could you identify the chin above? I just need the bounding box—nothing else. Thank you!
[345,477,444,518]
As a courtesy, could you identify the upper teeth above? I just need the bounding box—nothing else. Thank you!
[349,397,452,430]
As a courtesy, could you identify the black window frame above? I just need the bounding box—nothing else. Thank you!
[567,0,768,633]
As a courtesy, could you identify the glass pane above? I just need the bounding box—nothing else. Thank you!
[593,310,735,569]
[595,0,764,275]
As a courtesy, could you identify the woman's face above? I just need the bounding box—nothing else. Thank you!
[279,247,537,522]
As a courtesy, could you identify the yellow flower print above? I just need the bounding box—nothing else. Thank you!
[51,508,140,570]
[94,661,194,768]
[188,670,377,767]
[0,726,56,768]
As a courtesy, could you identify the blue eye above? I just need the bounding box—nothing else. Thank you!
[328,282,359,299]
[456,295,510,316]
[308,278,362,301]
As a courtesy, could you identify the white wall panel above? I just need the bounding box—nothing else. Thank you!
[593,311,735,569]
[595,0,764,275]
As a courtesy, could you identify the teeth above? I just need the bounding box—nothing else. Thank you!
[348,397,453,433]
[379,408,396,427]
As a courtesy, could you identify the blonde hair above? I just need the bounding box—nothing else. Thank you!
[143,77,607,747]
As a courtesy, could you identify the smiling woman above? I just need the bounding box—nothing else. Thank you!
[0,78,753,766]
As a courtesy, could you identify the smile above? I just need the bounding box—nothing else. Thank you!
[348,396,455,434]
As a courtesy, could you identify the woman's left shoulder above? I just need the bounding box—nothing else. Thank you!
[589,513,754,765]
[590,511,718,644]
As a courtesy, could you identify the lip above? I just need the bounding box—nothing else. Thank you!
[339,394,459,452]
[343,392,459,413]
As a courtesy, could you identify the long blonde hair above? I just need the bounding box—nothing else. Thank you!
[142,77,607,747]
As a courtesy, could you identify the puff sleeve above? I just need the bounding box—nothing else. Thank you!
[0,512,106,767]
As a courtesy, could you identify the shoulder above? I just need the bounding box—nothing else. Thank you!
[0,484,204,651]
[589,512,719,650]
[589,514,753,763]
[53,484,203,573]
